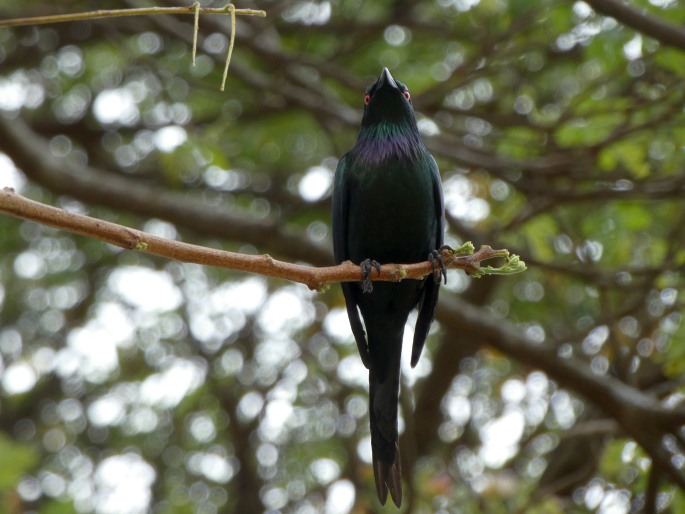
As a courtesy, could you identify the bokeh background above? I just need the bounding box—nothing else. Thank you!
[1,0,685,512]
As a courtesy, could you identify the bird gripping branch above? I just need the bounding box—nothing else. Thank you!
[332,68,445,507]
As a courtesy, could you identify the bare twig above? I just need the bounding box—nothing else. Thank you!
[192,2,200,65]
[0,5,266,28]
[0,3,264,90]
[0,188,524,291]
[220,4,236,92]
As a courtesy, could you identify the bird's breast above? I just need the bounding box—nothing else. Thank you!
[346,157,437,265]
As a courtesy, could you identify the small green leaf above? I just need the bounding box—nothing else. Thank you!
[453,241,475,256]
[479,254,527,276]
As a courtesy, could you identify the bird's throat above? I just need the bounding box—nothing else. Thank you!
[352,122,422,166]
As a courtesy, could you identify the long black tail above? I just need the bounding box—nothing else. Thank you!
[368,327,403,507]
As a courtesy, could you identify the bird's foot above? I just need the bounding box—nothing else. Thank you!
[360,259,382,293]
[429,246,450,285]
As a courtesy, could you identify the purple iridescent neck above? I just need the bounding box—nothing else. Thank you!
[350,121,422,166]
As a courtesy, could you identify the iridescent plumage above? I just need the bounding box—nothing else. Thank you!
[332,68,444,507]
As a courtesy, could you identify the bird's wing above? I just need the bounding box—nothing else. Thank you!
[429,153,445,249]
[332,154,349,265]
[333,155,371,368]
[411,154,444,367]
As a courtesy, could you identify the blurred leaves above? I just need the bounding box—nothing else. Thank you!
[0,432,37,489]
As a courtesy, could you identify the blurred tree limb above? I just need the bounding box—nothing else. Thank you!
[585,0,685,52]
[0,114,334,266]
[0,188,523,290]
[438,296,685,491]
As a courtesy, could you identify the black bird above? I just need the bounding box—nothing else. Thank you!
[332,68,444,507]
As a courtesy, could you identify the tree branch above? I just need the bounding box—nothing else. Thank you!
[585,0,685,52]
[0,187,523,290]
[0,114,333,267]
[437,295,685,489]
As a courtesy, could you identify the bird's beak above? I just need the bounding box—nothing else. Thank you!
[378,68,398,90]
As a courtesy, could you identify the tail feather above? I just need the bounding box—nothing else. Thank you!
[368,327,403,507]
[373,441,402,507]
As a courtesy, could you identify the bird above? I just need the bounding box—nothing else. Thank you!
[332,68,445,507]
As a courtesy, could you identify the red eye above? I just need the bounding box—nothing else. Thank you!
[364,94,371,105]
[403,90,411,101]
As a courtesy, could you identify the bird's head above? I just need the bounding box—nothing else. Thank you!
[361,68,416,128]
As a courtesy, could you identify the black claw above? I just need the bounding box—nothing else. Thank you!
[360,259,382,293]
[429,249,448,285]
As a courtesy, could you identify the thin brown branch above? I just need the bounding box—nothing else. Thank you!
[0,114,334,267]
[0,5,266,28]
[0,188,515,291]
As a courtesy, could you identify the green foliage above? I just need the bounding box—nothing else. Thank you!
[0,432,37,489]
